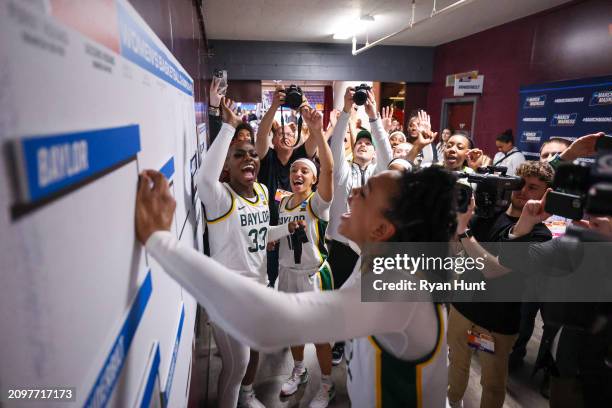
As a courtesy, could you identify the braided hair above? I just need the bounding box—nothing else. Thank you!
[385,166,458,243]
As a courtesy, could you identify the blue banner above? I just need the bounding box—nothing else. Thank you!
[163,303,185,407]
[159,157,175,180]
[517,76,612,159]
[139,343,161,408]
[116,2,193,96]
[19,125,140,203]
[83,270,153,408]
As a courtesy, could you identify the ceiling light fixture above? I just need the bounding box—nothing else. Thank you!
[333,14,375,40]
[351,0,475,56]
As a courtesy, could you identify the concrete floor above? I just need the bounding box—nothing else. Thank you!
[188,309,549,408]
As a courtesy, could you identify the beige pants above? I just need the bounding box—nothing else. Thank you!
[447,306,518,408]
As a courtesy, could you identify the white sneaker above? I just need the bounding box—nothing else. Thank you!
[280,367,309,396]
[447,398,463,408]
[237,389,266,408]
[309,383,335,408]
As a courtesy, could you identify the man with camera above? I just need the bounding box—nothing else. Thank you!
[255,87,320,286]
[326,85,393,364]
[497,132,612,408]
[448,161,554,408]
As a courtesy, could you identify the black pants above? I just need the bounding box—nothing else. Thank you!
[327,239,359,289]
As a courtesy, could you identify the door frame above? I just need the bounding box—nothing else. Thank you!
[440,96,478,138]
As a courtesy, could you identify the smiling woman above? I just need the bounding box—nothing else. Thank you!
[193,97,272,407]
[136,164,458,408]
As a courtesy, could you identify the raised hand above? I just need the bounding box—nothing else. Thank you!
[381,105,394,133]
[301,107,323,132]
[272,86,285,109]
[220,96,242,128]
[417,110,433,136]
[467,148,484,169]
[414,110,437,147]
[343,87,355,114]
[329,109,340,128]
[210,76,224,108]
[364,90,378,120]
[560,132,605,161]
[135,170,176,244]
[513,189,552,237]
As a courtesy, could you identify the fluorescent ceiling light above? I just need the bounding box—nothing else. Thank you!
[333,14,375,40]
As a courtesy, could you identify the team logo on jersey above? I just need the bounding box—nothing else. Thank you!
[523,95,546,108]
[589,90,612,106]
[550,113,577,126]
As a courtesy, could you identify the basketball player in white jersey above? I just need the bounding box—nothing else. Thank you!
[273,108,335,407]
[138,164,456,407]
[197,97,288,408]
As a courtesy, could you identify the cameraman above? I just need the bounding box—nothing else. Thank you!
[448,161,554,408]
[255,88,319,286]
[498,186,612,408]
[326,86,393,364]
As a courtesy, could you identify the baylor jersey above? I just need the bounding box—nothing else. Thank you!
[345,304,447,408]
[205,182,270,283]
[277,192,329,271]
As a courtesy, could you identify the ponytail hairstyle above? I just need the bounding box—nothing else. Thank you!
[496,129,514,145]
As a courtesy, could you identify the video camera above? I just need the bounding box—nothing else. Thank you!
[455,166,525,218]
[353,84,371,106]
[282,85,304,110]
[545,135,612,219]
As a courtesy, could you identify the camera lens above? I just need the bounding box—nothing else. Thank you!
[353,89,368,106]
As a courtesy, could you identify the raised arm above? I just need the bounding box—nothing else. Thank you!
[255,88,284,159]
[405,110,435,165]
[302,108,333,202]
[330,87,355,183]
[136,170,437,358]
[196,98,241,188]
[207,76,225,144]
[455,197,512,278]
[364,90,393,173]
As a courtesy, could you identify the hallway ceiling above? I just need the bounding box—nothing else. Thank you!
[203,0,571,46]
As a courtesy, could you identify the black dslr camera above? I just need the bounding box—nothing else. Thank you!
[283,85,304,110]
[455,166,525,218]
[353,84,371,106]
[545,135,612,219]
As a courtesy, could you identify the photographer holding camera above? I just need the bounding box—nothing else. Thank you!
[255,87,320,286]
[448,161,554,408]
[497,132,612,408]
[326,86,393,363]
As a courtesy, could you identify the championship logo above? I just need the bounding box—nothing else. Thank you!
[523,95,546,108]
[550,113,577,127]
[520,131,542,144]
[589,90,612,106]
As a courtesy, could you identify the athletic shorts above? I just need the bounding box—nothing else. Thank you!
[277,261,334,293]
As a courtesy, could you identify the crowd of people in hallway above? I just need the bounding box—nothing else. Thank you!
[133,79,611,408]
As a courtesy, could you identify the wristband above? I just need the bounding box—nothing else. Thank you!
[458,229,473,239]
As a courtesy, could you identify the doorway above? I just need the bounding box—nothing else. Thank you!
[440,97,478,138]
